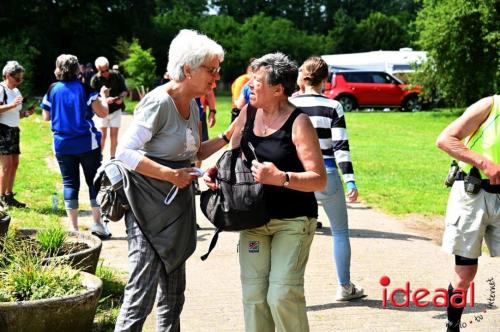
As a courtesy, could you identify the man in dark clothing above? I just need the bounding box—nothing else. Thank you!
[90,56,127,159]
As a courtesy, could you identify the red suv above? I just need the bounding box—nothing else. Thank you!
[323,70,421,112]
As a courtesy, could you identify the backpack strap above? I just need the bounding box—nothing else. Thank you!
[200,228,222,261]
[0,83,7,105]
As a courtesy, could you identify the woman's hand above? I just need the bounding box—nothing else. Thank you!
[169,167,198,188]
[346,188,358,203]
[11,96,22,107]
[203,166,219,190]
[251,160,285,186]
[99,85,110,99]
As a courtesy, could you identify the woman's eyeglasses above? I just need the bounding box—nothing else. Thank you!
[200,65,221,76]
[10,74,23,83]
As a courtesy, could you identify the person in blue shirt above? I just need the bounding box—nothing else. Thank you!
[41,54,111,238]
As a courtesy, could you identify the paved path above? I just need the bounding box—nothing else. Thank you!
[70,114,499,331]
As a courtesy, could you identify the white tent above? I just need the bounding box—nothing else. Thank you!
[321,48,427,74]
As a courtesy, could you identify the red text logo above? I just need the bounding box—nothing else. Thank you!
[380,275,474,308]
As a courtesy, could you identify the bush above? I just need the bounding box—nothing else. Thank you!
[120,39,156,99]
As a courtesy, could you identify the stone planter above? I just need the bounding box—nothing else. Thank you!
[17,229,102,274]
[0,271,103,332]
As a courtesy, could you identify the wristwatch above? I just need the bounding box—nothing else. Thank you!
[219,133,230,143]
[283,172,290,187]
[209,109,217,114]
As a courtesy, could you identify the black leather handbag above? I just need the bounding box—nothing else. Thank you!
[200,147,270,260]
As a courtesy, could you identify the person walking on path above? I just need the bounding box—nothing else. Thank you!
[91,56,127,159]
[0,61,35,208]
[436,95,500,332]
[206,52,326,332]
[290,56,364,301]
[41,54,111,238]
[114,29,234,331]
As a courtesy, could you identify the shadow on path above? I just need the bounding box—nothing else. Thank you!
[314,227,431,242]
[307,299,495,315]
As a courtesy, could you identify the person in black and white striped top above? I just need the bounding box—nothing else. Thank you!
[290,56,364,301]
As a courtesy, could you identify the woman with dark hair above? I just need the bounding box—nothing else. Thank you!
[205,52,326,332]
[291,56,363,301]
[41,54,111,237]
[0,61,35,208]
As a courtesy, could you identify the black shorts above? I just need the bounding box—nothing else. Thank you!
[0,123,20,155]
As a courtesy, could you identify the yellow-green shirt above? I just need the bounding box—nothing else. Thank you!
[460,95,500,179]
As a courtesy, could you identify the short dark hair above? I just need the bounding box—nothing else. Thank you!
[251,53,298,96]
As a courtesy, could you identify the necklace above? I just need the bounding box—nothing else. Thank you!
[261,111,284,135]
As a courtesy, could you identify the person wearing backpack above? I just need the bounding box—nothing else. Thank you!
[205,53,326,332]
[41,54,111,238]
[0,61,35,208]
[114,29,234,331]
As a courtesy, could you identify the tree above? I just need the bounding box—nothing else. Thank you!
[238,14,330,67]
[355,12,408,51]
[415,0,499,106]
[199,15,242,83]
[120,39,156,99]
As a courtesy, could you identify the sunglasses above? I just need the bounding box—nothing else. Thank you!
[200,65,221,76]
[100,68,109,73]
[10,74,23,82]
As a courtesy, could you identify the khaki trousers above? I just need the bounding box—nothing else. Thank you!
[239,217,316,332]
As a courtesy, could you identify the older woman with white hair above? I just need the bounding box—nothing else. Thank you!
[114,29,233,331]
[0,61,35,208]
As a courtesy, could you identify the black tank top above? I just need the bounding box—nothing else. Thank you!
[240,105,318,219]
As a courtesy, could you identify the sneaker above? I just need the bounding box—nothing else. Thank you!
[91,222,112,239]
[336,282,364,301]
[3,193,26,208]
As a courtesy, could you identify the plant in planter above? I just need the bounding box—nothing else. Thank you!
[10,226,102,274]
[0,240,103,332]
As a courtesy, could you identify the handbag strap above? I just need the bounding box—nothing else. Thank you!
[200,228,222,261]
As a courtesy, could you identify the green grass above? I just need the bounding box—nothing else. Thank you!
[120,95,463,217]
[12,111,65,229]
[345,109,462,216]
[206,96,462,217]
[93,263,126,332]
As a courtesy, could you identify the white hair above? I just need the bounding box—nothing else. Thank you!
[2,61,24,78]
[167,29,224,81]
[95,56,109,68]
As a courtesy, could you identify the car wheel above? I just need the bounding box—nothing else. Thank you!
[402,95,421,112]
[337,95,356,112]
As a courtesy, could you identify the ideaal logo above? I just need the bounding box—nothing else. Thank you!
[379,275,474,308]
[380,276,495,329]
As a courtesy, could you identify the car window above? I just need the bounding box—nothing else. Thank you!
[371,73,392,84]
[343,73,372,83]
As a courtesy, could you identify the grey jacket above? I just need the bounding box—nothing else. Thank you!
[117,158,197,273]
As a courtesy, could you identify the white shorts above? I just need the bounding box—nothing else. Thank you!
[442,181,500,258]
[94,110,122,128]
